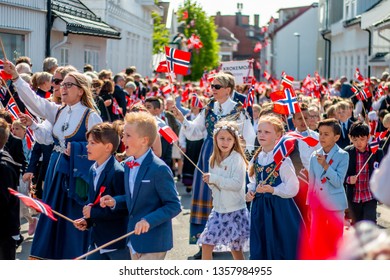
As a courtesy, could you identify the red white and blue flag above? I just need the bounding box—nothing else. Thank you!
[286,131,319,147]
[8,188,57,221]
[281,74,294,89]
[0,59,13,80]
[5,97,21,121]
[351,85,371,101]
[165,46,191,76]
[270,87,301,115]
[243,84,255,109]
[158,124,179,144]
[354,68,365,82]
[369,137,381,154]
[191,94,203,108]
[273,134,296,170]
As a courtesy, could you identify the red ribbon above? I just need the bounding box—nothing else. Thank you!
[88,186,106,206]
[321,159,334,184]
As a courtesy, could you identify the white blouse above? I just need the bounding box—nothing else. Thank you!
[13,77,102,146]
[181,98,256,152]
[247,150,299,198]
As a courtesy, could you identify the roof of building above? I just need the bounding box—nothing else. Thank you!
[273,3,317,34]
[52,0,121,39]
[216,27,240,43]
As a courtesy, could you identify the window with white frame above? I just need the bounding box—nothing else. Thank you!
[84,49,99,70]
[344,0,356,20]
[60,48,69,66]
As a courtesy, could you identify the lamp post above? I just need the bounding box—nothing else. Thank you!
[294,32,300,80]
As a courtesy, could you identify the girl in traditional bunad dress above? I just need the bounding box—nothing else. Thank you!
[246,115,303,260]
[198,121,250,260]
[4,61,102,259]
[172,73,255,258]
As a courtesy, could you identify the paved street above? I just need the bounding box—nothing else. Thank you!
[16,179,390,260]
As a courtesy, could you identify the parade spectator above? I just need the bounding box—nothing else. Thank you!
[113,73,128,116]
[0,118,20,260]
[4,60,102,259]
[42,57,58,74]
[100,111,181,260]
[74,123,130,260]
[246,115,302,260]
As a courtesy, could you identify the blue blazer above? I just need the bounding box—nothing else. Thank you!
[308,144,349,211]
[115,151,181,253]
[86,156,128,249]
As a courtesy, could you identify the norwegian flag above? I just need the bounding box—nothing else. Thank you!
[165,46,191,76]
[242,76,255,84]
[25,127,35,150]
[354,68,365,82]
[161,84,172,98]
[158,124,178,144]
[111,98,123,116]
[351,85,371,101]
[272,134,296,170]
[281,74,294,89]
[8,188,57,221]
[6,97,21,121]
[156,60,169,73]
[270,87,301,115]
[0,59,13,80]
[243,84,255,109]
[187,34,203,50]
[253,42,262,53]
[375,130,388,140]
[263,70,271,81]
[285,131,319,147]
[191,94,203,108]
[369,137,381,154]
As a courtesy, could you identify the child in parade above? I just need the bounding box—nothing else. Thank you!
[198,121,250,260]
[344,121,383,224]
[74,123,130,260]
[100,111,181,260]
[308,118,349,246]
[246,115,303,260]
[0,119,20,260]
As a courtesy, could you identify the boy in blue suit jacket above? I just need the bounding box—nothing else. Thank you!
[74,123,130,260]
[308,118,349,244]
[101,111,181,260]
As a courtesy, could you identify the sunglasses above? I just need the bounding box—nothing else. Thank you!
[52,78,63,85]
[210,84,224,90]
[60,82,80,89]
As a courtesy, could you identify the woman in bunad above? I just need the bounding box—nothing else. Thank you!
[172,72,255,258]
[4,61,102,259]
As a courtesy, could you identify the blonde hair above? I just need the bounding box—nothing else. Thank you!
[65,72,97,111]
[11,119,26,130]
[124,112,157,146]
[249,115,284,177]
[210,120,248,168]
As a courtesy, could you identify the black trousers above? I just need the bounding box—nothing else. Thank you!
[0,237,16,260]
[349,199,377,224]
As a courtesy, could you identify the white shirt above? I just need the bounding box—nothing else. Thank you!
[91,156,111,191]
[247,150,299,198]
[181,98,255,152]
[208,151,247,213]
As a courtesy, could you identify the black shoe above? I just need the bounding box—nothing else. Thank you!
[186,186,192,193]
[192,248,202,259]
[16,235,24,249]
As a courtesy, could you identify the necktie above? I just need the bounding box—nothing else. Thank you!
[343,123,347,138]
[126,160,140,169]
[218,103,223,115]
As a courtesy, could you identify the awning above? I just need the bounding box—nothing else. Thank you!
[369,52,390,66]
[51,9,121,40]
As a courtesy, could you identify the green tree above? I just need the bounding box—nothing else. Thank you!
[177,0,220,81]
[152,10,170,54]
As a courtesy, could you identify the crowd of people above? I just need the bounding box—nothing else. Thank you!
[1,55,390,260]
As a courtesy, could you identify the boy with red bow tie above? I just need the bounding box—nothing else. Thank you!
[100,112,181,260]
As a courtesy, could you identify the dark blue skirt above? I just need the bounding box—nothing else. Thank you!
[249,193,304,260]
